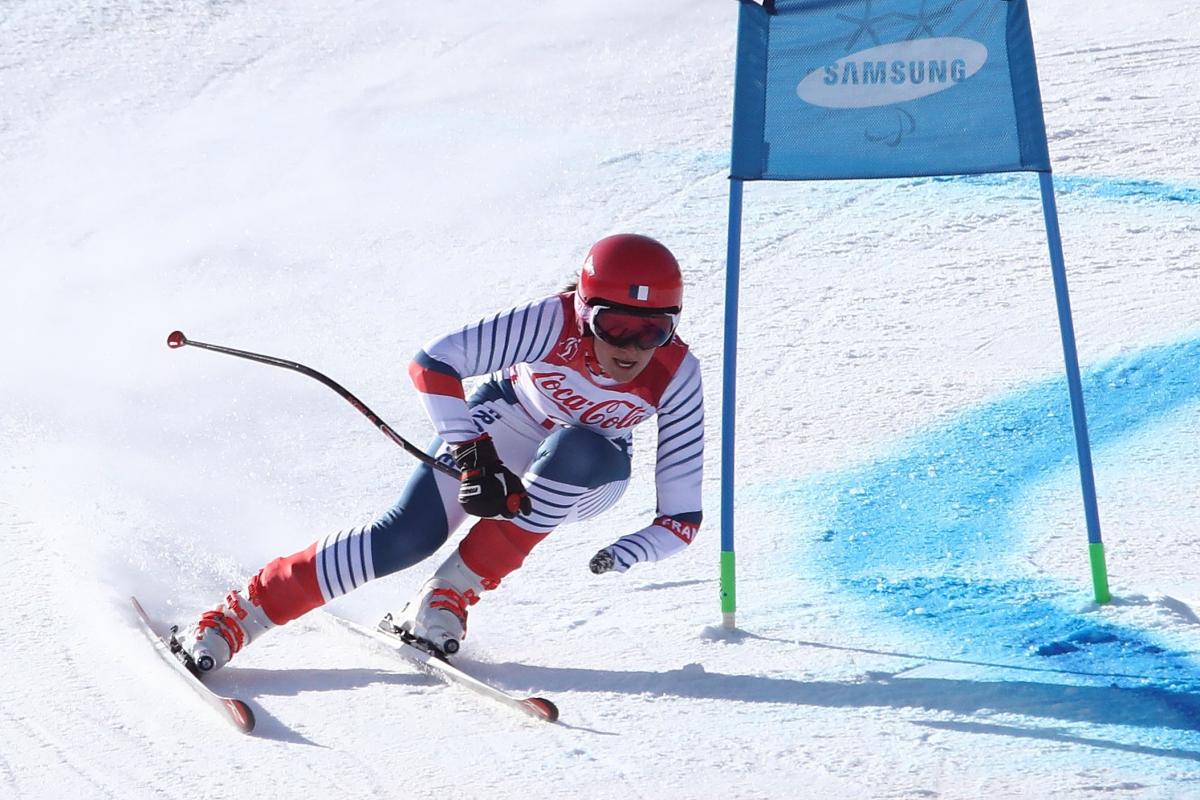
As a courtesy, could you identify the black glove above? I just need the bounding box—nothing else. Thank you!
[451,435,531,519]
[589,548,616,574]
[588,546,630,575]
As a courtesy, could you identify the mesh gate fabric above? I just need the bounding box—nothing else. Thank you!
[731,0,1052,180]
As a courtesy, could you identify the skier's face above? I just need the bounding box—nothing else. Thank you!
[592,335,655,382]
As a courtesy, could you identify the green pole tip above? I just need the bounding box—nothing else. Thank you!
[720,550,737,615]
[1089,542,1111,604]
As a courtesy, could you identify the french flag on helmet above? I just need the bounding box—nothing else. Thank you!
[577,233,683,313]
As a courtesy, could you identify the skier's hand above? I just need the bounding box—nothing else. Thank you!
[451,434,532,519]
[589,546,631,575]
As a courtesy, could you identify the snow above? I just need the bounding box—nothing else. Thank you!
[3,0,1200,797]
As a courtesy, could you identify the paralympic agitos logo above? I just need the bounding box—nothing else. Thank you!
[796,37,988,109]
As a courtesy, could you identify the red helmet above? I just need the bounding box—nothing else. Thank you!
[577,234,683,312]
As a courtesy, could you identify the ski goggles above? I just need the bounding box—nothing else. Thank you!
[586,304,679,350]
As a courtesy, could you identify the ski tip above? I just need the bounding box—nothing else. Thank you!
[522,697,559,723]
[224,699,257,734]
[130,596,154,628]
[167,330,187,349]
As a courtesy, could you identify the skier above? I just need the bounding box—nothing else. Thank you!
[179,233,705,671]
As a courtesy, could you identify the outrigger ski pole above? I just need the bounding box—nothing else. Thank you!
[166,330,462,480]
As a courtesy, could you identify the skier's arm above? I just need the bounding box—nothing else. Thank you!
[408,295,566,444]
[589,512,702,574]
[590,353,705,573]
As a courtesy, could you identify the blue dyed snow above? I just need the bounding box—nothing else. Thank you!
[947,174,1200,206]
[1054,175,1200,206]
[767,337,1200,697]
[686,151,1200,207]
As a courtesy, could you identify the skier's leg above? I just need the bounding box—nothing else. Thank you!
[461,427,631,582]
[181,451,464,673]
[399,426,631,653]
[254,456,465,620]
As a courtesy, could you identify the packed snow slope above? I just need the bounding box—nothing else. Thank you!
[3,1,1200,798]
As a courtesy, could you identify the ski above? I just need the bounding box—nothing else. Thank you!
[335,614,559,723]
[129,596,256,734]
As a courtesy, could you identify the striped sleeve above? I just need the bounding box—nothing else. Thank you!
[408,295,565,444]
[653,351,704,518]
[607,513,700,571]
[604,353,705,572]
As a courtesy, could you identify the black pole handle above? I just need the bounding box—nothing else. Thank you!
[167,330,461,480]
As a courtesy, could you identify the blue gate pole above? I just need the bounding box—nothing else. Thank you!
[1038,170,1111,604]
[721,178,745,629]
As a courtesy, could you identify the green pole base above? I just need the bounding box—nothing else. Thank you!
[1090,541,1111,604]
[720,550,736,629]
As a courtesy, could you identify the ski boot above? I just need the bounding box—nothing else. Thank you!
[176,584,275,674]
[395,550,490,655]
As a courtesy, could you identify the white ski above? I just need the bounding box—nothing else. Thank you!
[130,596,256,734]
[335,614,559,723]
